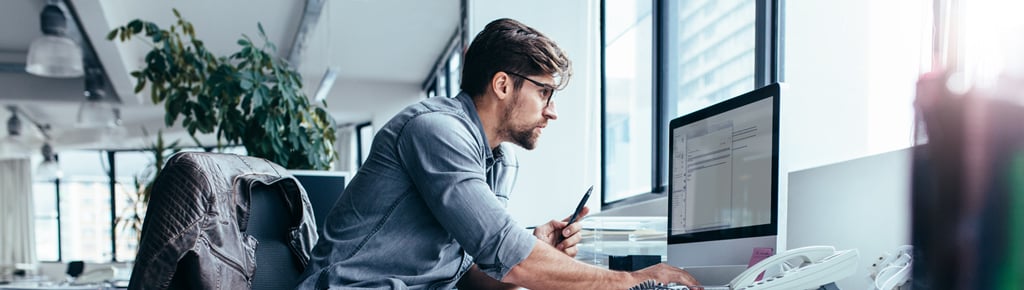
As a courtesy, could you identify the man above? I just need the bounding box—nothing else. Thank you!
[294,18,698,289]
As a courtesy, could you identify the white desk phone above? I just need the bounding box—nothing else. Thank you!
[631,246,860,290]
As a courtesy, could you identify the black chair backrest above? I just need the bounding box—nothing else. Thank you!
[130,152,316,290]
[248,182,303,290]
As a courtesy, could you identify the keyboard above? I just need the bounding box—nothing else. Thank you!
[659,285,730,290]
[628,280,731,290]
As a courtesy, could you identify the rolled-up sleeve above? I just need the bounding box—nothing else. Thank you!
[395,112,536,280]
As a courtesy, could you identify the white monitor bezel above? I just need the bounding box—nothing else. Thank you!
[666,83,782,267]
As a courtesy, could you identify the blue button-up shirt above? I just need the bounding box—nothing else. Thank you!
[295,92,536,289]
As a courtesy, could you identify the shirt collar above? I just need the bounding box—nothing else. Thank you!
[455,91,494,165]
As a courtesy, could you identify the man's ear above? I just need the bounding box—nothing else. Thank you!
[490,72,512,101]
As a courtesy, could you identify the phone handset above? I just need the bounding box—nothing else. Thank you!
[729,246,860,290]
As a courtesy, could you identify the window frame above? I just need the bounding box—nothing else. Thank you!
[35,146,247,263]
[33,179,62,261]
[422,30,467,98]
[34,150,122,262]
[600,0,783,209]
[354,121,373,169]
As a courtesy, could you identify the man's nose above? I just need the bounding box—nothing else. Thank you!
[544,101,558,120]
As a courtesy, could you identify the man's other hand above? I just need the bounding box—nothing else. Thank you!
[631,263,701,287]
[532,206,590,257]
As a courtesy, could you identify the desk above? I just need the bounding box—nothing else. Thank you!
[574,216,667,266]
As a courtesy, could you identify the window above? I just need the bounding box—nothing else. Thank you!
[113,151,152,262]
[355,122,374,168]
[437,73,449,98]
[53,151,112,262]
[33,181,59,261]
[602,0,780,206]
[424,31,465,98]
[34,146,247,262]
[447,50,462,98]
[664,0,759,118]
[602,0,654,203]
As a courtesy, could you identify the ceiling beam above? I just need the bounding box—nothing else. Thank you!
[287,0,327,69]
[61,0,121,104]
[67,0,137,104]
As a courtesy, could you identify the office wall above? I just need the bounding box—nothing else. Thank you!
[787,148,912,289]
[782,0,925,172]
[467,0,603,227]
[324,79,425,126]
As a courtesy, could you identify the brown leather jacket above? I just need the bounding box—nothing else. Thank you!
[128,152,318,290]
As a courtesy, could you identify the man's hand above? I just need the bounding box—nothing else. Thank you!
[631,263,701,287]
[533,206,590,257]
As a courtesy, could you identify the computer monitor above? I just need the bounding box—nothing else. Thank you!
[667,83,782,274]
[290,170,349,236]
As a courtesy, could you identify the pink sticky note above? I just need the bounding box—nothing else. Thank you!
[748,247,774,281]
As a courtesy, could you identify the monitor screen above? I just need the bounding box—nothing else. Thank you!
[667,83,781,269]
[290,170,349,235]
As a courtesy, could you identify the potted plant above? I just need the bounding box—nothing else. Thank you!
[114,129,179,243]
[107,9,337,170]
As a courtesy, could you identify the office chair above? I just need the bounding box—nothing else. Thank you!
[128,152,318,290]
[247,177,308,290]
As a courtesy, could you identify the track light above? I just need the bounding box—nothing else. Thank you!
[1,106,61,178]
[35,142,62,181]
[25,1,83,78]
[77,68,117,128]
[1,107,30,158]
[6,106,21,138]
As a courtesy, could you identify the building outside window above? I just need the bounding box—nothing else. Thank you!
[602,0,773,206]
[34,150,113,262]
[664,0,757,118]
[33,181,59,262]
[34,146,246,262]
[603,0,654,204]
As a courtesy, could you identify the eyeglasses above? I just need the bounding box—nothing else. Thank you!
[505,71,555,108]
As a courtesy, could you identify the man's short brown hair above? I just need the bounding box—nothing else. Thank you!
[461,18,572,97]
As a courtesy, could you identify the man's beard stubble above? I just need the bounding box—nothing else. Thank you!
[501,93,541,150]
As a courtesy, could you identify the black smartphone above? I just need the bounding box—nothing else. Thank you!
[567,185,594,225]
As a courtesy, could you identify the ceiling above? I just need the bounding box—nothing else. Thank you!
[0,0,459,151]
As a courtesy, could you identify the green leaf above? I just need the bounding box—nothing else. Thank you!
[134,78,146,94]
[108,8,340,170]
[239,78,252,90]
[128,20,143,34]
[145,23,159,36]
[150,84,159,104]
[106,29,118,41]
[164,110,176,127]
